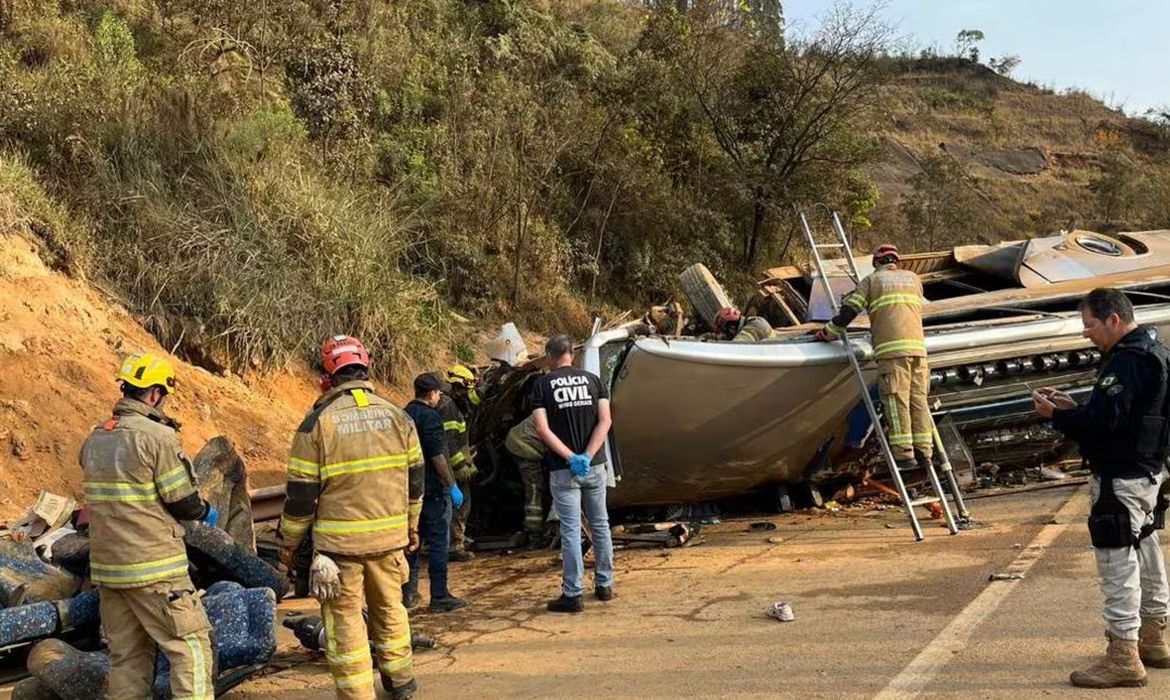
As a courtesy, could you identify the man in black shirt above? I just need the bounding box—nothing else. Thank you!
[403,373,468,614]
[1035,288,1170,687]
[531,334,615,613]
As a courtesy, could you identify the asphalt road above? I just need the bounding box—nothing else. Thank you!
[231,483,1170,699]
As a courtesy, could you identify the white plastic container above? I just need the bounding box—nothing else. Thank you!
[484,322,529,366]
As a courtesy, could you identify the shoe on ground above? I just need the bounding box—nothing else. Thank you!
[448,548,476,562]
[547,594,584,613]
[384,677,417,700]
[428,596,469,613]
[402,590,421,610]
[595,585,614,601]
[1140,616,1170,669]
[1070,634,1148,688]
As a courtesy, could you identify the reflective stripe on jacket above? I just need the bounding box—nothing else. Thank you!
[825,265,926,359]
[505,414,546,463]
[279,381,424,557]
[732,316,776,342]
[80,399,198,588]
[436,394,471,469]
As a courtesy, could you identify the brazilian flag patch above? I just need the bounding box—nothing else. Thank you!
[1100,374,1118,388]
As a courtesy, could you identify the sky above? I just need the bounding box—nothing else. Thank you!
[784,0,1170,117]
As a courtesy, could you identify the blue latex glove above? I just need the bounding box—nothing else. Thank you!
[448,483,465,509]
[203,504,219,528]
[569,454,592,477]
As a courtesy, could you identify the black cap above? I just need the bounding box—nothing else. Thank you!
[413,372,450,394]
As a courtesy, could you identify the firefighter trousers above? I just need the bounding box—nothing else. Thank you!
[451,475,473,550]
[877,356,933,462]
[321,549,413,700]
[100,579,214,700]
[518,459,545,535]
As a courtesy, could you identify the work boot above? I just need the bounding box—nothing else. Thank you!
[595,585,614,602]
[1070,634,1148,688]
[448,548,475,563]
[547,595,584,613]
[916,452,934,470]
[402,589,421,611]
[428,596,468,613]
[383,676,417,700]
[1139,617,1170,669]
[894,459,917,473]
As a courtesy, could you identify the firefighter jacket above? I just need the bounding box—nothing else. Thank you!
[279,381,424,557]
[825,264,926,359]
[1052,327,1170,479]
[732,316,776,342]
[505,414,547,463]
[80,399,201,589]
[435,394,472,476]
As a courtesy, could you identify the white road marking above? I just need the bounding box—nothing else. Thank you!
[873,486,1089,700]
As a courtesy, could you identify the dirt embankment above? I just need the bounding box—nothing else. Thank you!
[0,234,324,521]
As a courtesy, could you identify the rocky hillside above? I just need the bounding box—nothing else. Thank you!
[863,58,1169,254]
[0,231,329,520]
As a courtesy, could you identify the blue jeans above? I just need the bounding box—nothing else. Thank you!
[550,465,614,597]
[405,491,452,600]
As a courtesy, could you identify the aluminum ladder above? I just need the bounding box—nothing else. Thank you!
[798,210,971,540]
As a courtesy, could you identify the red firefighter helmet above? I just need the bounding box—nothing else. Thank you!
[873,244,900,264]
[320,335,370,375]
[712,307,743,335]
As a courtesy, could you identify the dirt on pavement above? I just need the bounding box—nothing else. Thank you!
[225,485,1168,700]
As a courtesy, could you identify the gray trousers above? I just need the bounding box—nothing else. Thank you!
[1090,470,1170,640]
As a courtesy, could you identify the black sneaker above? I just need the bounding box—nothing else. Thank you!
[448,548,476,562]
[402,590,421,610]
[547,594,584,613]
[428,596,469,613]
[385,677,418,700]
[595,586,614,602]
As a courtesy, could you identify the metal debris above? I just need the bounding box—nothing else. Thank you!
[612,522,701,548]
[989,572,1025,581]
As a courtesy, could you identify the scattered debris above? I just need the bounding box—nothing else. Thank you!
[194,437,256,554]
[989,572,1025,581]
[0,438,280,694]
[284,612,438,653]
[0,591,98,648]
[612,522,700,549]
[767,601,795,622]
[748,522,777,532]
[3,492,77,557]
[12,582,276,700]
[0,539,79,606]
[766,536,785,545]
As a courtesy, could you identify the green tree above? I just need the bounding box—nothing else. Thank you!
[989,54,1020,77]
[646,0,889,265]
[1091,154,1139,227]
[900,154,983,251]
[955,29,984,62]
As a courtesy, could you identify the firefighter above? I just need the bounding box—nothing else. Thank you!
[505,414,550,544]
[438,367,476,561]
[447,364,481,411]
[279,336,424,700]
[816,244,932,470]
[712,307,775,342]
[80,353,218,700]
[1034,288,1170,688]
